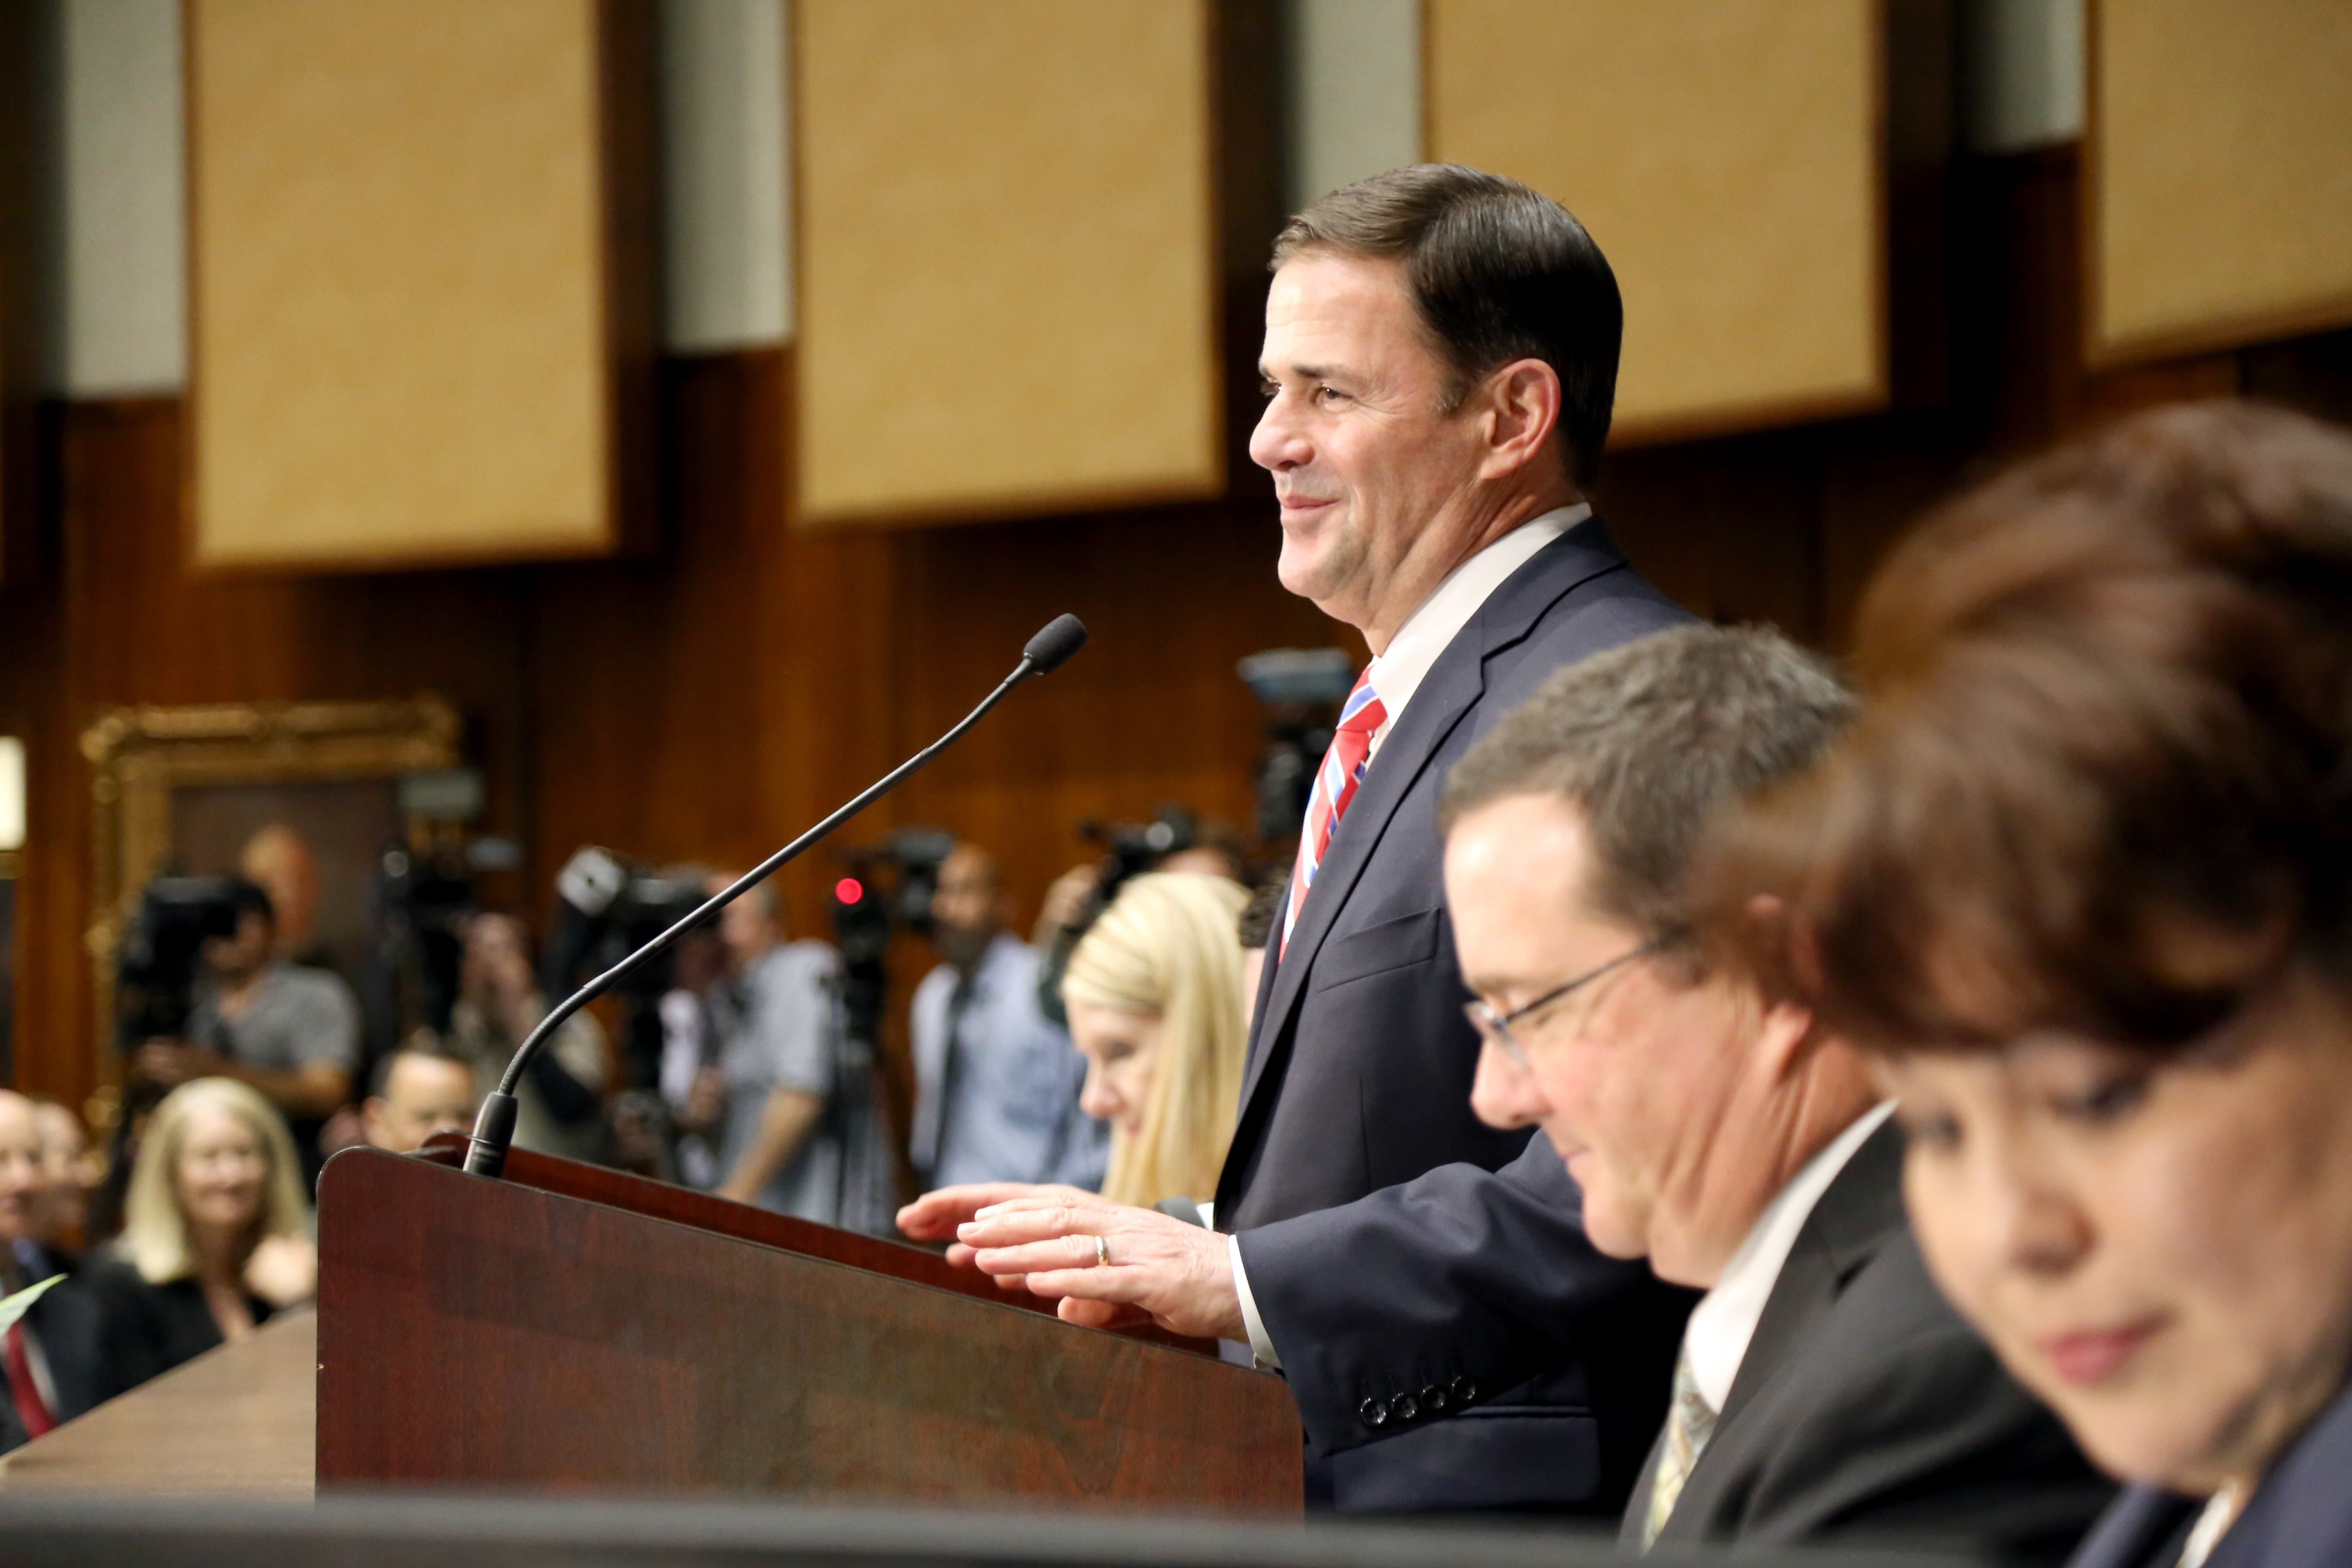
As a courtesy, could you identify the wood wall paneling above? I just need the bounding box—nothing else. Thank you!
[21,21,2352,1156]
[2089,0,2352,367]
[1427,0,1886,445]
[0,0,49,587]
[187,0,656,570]
[793,0,1224,526]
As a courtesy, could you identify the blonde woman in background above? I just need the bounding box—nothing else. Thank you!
[1060,873,1250,1211]
[86,1078,315,1400]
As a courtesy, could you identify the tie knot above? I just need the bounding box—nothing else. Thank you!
[1337,670,1385,736]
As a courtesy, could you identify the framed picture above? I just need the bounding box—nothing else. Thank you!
[80,696,462,1069]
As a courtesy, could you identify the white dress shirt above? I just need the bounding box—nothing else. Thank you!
[1228,502,1595,1367]
[1682,1101,1898,1414]
[1363,503,1589,763]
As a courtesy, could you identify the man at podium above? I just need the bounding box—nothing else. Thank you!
[905,164,1692,1516]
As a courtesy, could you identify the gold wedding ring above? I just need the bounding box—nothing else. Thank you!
[1093,1235,1110,1268]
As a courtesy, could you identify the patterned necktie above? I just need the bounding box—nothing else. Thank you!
[1642,1341,1718,1550]
[4,1322,54,1441]
[1281,668,1388,955]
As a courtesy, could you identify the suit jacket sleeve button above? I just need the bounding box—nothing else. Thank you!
[1359,1397,1388,1428]
[1389,1391,1420,1422]
[1420,1382,1448,1412]
[1449,1375,1476,1404]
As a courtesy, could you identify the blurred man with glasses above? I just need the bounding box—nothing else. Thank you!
[1439,626,2108,1558]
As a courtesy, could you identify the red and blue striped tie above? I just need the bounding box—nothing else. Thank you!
[1282,668,1387,955]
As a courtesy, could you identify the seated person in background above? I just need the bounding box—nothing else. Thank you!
[31,1098,101,1253]
[910,843,1106,1193]
[0,1092,103,1449]
[85,1078,314,1400]
[1708,402,2352,1568]
[416,912,606,1163]
[1061,873,1251,1213]
[133,881,359,1170]
[705,879,894,1232]
[360,1045,478,1155]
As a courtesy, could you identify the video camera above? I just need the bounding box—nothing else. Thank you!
[1032,803,1210,1028]
[1078,804,1202,916]
[1238,647,1357,845]
[112,876,250,1046]
[547,847,717,1086]
[827,827,956,1059]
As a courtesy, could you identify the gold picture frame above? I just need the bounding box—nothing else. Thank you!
[80,696,461,1071]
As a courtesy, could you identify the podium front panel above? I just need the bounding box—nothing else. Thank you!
[316,1149,1300,1513]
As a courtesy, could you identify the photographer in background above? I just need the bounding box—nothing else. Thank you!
[410,913,607,1164]
[910,843,1105,1194]
[705,878,892,1232]
[132,880,358,1175]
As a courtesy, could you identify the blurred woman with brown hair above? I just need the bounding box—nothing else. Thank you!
[88,1078,315,1398]
[1060,873,1251,1210]
[1700,401,2352,1568]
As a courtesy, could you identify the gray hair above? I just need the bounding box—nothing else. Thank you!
[1439,625,1856,940]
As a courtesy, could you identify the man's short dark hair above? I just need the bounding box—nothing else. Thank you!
[1272,164,1621,489]
[1439,626,1855,940]
[1236,874,1286,951]
[371,1041,475,1099]
[226,878,275,927]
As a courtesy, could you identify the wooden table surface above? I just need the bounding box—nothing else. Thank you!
[0,1308,315,1499]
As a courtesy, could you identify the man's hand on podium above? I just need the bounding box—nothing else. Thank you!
[901,1185,1245,1342]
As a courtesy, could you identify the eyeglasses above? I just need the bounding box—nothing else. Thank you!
[1464,937,1668,1067]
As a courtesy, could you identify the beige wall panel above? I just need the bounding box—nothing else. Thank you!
[2092,0,2352,365]
[795,0,1219,526]
[1428,0,1883,443]
[191,0,616,568]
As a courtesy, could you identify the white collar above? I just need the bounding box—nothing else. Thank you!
[1362,502,1591,756]
[1683,1100,1897,1413]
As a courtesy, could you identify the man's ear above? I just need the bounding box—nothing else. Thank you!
[1755,995,1823,1083]
[1476,358,1564,479]
[1736,893,1826,1081]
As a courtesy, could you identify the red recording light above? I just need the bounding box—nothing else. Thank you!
[835,877,864,905]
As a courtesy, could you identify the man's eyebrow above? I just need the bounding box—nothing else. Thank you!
[1258,362,1347,384]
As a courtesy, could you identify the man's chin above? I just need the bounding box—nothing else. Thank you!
[1274,527,1357,603]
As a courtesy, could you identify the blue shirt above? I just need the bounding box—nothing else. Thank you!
[909,933,1106,1191]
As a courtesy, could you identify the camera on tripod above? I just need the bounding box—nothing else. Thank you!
[547,847,717,1086]
[1238,647,1357,845]
[827,827,956,1056]
[113,876,254,1046]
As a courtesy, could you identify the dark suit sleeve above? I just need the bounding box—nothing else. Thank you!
[25,1274,109,1422]
[1235,1136,1690,1463]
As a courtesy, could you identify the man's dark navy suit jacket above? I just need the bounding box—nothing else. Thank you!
[1216,520,1698,1514]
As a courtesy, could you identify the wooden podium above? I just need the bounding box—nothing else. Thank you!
[315,1140,1302,1513]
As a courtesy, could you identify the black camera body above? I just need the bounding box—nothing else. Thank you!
[1238,648,1357,845]
[113,876,248,1046]
[548,847,717,1087]
[827,827,956,1055]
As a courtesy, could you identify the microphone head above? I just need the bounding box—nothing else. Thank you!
[1023,614,1089,675]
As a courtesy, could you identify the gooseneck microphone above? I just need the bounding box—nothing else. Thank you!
[462,613,1090,1178]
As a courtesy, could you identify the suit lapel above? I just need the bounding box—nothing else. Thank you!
[1230,646,1483,1124]
[1712,1120,1907,1433]
[1226,525,1638,1156]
